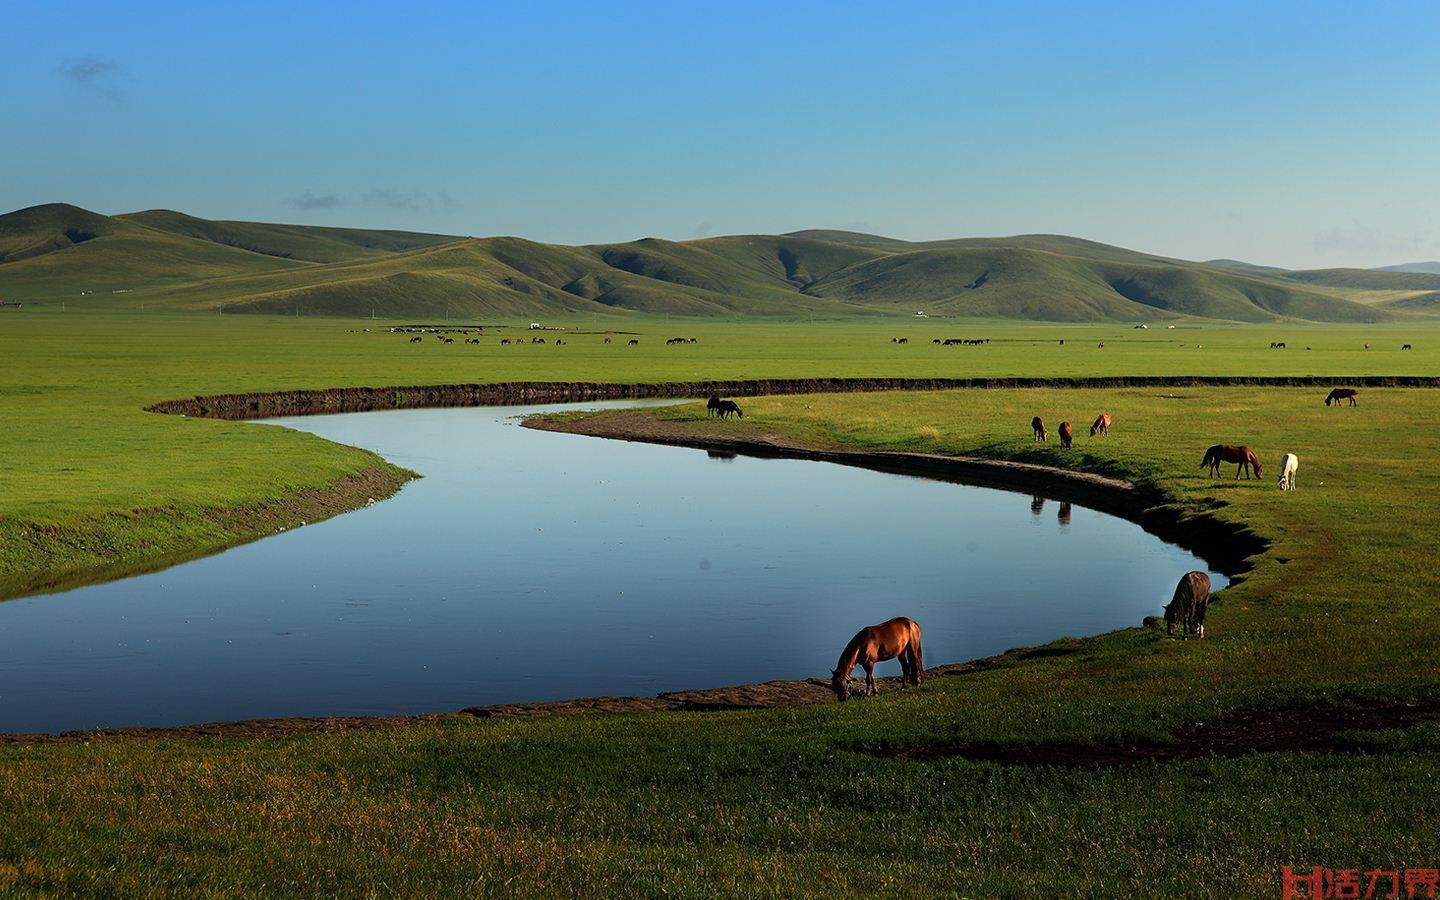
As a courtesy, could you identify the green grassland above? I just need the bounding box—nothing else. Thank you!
[7,203,1440,322]
[2,308,1440,892]
[1,309,1440,894]
[2,310,1438,598]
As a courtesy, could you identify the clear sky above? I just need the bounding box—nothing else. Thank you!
[6,1,1438,268]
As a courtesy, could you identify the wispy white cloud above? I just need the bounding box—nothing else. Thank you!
[58,56,123,101]
[286,191,347,211]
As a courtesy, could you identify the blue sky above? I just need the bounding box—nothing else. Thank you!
[6,1,1439,268]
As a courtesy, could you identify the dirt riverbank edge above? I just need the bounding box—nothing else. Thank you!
[0,383,1295,749]
[145,374,1440,420]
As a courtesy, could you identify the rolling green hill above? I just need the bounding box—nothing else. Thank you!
[1,203,1433,322]
[119,209,461,263]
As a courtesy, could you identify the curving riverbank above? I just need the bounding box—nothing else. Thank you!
[145,374,1440,420]
[524,405,1267,580]
[3,392,1259,740]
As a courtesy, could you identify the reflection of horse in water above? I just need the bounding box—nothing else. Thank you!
[830,617,924,700]
[1030,495,1045,515]
[1057,502,1072,525]
[706,449,737,462]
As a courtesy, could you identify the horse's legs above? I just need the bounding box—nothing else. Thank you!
[898,651,912,687]
[863,662,876,697]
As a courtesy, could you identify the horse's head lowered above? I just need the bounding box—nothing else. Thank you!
[830,667,852,701]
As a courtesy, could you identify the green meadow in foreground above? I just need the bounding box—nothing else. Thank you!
[1,312,1439,895]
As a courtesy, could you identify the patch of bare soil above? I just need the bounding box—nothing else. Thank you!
[862,702,1440,767]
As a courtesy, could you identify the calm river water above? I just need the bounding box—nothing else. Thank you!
[0,400,1221,732]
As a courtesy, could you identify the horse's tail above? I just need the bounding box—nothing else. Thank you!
[1199,448,1214,469]
[909,620,924,684]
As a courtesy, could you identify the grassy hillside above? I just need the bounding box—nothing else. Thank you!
[1,204,1433,323]
[1376,261,1440,274]
[120,209,460,262]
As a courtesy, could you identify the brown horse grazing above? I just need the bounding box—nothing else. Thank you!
[1032,416,1048,441]
[706,395,722,417]
[1200,444,1263,479]
[715,399,743,419]
[1164,571,1211,639]
[1058,421,1073,448]
[1091,413,1112,436]
[1325,388,1358,407]
[830,617,924,701]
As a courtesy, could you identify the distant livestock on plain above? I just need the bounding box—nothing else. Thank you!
[1325,388,1358,407]
[1278,453,1299,491]
[1200,445,1262,480]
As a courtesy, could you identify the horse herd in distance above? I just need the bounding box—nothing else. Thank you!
[387,326,695,348]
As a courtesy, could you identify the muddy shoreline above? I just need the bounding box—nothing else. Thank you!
[525,407,1265,579]
[3,395,1266,743]
[146,375,1440,420]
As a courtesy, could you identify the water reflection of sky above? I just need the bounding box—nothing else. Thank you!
[0,401,1222,733]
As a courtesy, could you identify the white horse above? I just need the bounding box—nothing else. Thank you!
[1278,453,1298,491]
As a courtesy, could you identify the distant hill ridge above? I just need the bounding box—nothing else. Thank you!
[1,203,1434,322]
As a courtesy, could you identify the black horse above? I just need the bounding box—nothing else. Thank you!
[1325,388,1358,407]
[716,400,743,419]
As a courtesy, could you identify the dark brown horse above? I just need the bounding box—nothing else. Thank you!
[1325,388,1358,407]
[830,617,924,700]
[1200,445,1262,479]
[1059,421,1073,448]
[715,400,743,419]
[1164,571,1211,639]
[1090,413,1112,436]
[1032,416,1048,441]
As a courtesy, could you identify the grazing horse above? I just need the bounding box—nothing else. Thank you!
[898,337,908,344]
[1164,572,1211,639]
[1278,452,1298,491]
[1031,416,1048,442]
[628,339,639,346]
[1200,444,1262,479]
[409,336,422,343]
[1325,388,1358,407]
[716,400,743,419]
[1058,421,1073,448]
[1403,344,1413,350]
[1090,413,1112,437]
[603,337,612,344]
[830,617,924,700]
[706,395,722,417]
